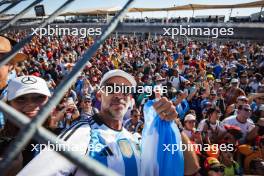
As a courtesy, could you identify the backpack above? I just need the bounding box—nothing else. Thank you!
[169,75,185,90]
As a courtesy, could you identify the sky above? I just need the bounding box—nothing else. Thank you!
[0,0,263,20]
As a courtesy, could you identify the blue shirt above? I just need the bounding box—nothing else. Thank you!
[172,97,190,120]
[213,64,223,79]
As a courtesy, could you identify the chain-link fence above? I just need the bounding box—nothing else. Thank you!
[0,0,135,175]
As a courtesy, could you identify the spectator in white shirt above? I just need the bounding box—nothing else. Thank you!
[222,104,255,144]
[183,114,202,144]
[169,66,187,90]
[183,114,196,138]
[198,107,225,144]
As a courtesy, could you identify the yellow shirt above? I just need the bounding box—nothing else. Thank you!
[167,56,173,68]
[224,162,240,176]
[111,55,121,69]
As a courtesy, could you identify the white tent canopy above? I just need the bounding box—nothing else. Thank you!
[59,0,264,16]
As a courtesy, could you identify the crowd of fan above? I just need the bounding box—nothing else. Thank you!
[1,31,264,176]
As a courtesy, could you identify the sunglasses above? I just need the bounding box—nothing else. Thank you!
[242,108,252,112]
[210,166,225,173]
[14,94,47,104]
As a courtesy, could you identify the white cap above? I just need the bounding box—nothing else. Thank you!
[184,114,196,121]
[231,78,239,83]
[260,104,264,111]
[99,69,137,87]
[7,76,51,101]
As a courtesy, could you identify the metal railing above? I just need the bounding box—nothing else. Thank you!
[0,0,22,14]
[0,0,135,175]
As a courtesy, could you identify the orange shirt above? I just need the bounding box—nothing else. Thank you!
[167,56,173,68]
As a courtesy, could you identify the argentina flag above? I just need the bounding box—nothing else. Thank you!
[141,100,184,176]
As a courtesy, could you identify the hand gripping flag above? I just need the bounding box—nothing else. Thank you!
[140,99,184,176]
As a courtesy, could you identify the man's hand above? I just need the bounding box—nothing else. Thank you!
[180,91,188,99]
[153,97,178,121]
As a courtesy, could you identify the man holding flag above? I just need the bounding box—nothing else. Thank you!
[18,69,199,176]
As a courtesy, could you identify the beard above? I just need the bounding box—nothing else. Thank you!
[108,108,127,120]
[108,98,129,120]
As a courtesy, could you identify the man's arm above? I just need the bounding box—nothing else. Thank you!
[181,132,201,175]
[202,81,210,98]
[187,85,199,102]
[248,93,264,104]
[246,118,263,143]
[173,92,188,106]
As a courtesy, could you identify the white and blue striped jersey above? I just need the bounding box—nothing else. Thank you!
[18,114,141,176]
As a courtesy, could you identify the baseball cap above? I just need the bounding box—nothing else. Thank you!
[215,79,221,83]
[259,104,264,111]
[137,72,144,78]
[224,124,241,132]
[237,96,248,101]
[207,74,214,80]
[7,76,51,101]
[184,114,196,121]
[0,36,28,64]
[82,95,92,101]
[204,157,224,170]
[229,64,237,69]
[224,124,243,139]
[231,78,239,83]
[204,101,213,107]
[172,65,178,70]
[155,73,165,81]
[99,69,137,87]
[210,90,217,95]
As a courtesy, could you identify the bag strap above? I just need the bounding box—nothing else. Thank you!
[179,76,182,84]
[205,119,211,131]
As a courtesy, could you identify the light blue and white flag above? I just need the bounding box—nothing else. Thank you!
[141,100,184,176]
